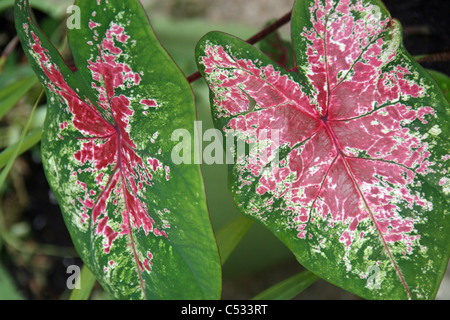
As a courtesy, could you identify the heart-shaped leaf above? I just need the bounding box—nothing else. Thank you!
[15,0,221,299]
[196,0,449,299]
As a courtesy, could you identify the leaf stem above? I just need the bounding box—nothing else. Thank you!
[187,10,293,83]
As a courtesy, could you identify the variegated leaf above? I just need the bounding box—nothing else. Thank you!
[15,0,221,299]
[196,0,449,299]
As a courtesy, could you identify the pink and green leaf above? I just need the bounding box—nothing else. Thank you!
[426,69,450,102]
[196,0,449,299]
[15,0,221,300]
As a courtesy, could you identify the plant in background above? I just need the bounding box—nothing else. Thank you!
[1,0,449,300]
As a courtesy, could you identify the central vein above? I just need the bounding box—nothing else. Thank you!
[320,117,345,157]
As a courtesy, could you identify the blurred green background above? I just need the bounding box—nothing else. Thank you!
[0,0,448,300]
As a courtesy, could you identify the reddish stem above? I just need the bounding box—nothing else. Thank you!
[1,36,19,57]
[246,10,293,45]
[187,10,293,83]
[416,50,450,64]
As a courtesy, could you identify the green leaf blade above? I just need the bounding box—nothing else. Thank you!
[15,0,221,300]
[0,74,37,119]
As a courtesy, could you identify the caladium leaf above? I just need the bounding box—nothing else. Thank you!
[256,20,295,70]
[196,0,449,299]
[15,0,221,299]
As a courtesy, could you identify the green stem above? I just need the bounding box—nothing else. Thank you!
[69,264,97,300]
